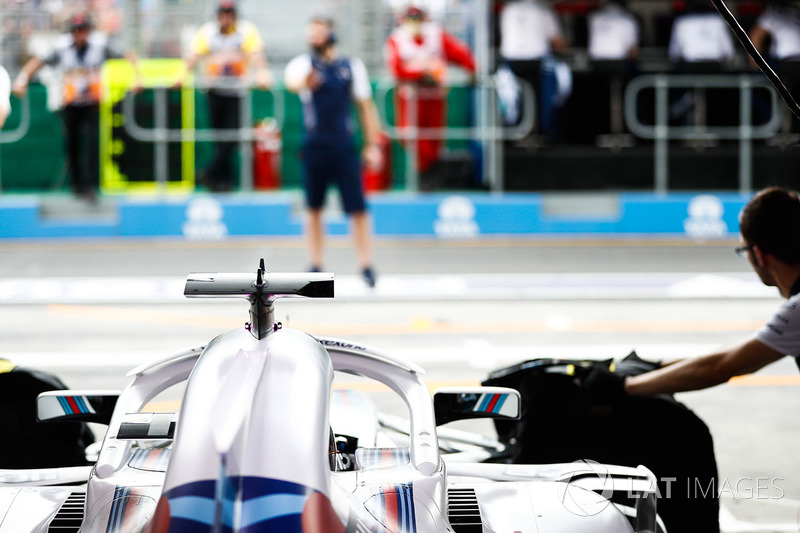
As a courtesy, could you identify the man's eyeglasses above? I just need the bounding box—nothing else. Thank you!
[735,244,753,258]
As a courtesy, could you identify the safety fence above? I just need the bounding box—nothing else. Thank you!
[624,74,781,194]
[121,83,284,192]
[0,72,792,195]
[375,76,536,192]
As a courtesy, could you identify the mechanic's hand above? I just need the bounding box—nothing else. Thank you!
[581,367,628,402]
[419,71,439,87]
[170,76,186,90]
[254,68,273,90]
[362,143,383,171]
[12,75,29,97]
[306,69,323,91]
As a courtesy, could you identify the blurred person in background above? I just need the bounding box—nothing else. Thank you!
[587,0,639,62]
[498,0,568,144]
[586,0,639,145]
[12,13,136,202]
[667,0,737,128]
[499,0,567,61]
[179,1,272,193]
[584,187,800,397]
[385,4,475,189]
[749,0,800,66]
[284,15,382,288]
[749,0,800,130]
[0,64,10,129]
[668,0,736,69]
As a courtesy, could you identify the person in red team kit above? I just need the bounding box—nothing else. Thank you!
[385,5,475,189]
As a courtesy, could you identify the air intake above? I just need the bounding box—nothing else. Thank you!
[48,491,86,532]
[448,488,482,532]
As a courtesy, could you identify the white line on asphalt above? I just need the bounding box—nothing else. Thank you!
[0,273,778,304]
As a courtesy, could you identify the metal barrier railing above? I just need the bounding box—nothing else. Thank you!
[624,73,781,194]
[121,82,284,191]
[375,76,536,191]
[0,93,31,193]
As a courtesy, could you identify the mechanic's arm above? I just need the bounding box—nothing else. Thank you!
[175,52,203,88]
[625,337,784,396]
[12,56,44,96]
[550,35,569,55]
[748,24,769,70]
[108,47,143,91]
[248,50,273,89]
[283,56,314,94]
[442,32,476,73]
[176,30,209,88]
[355,97,383,168]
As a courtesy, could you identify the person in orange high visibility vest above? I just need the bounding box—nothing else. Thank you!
[13,13,136,202]
[180,1,272,192]
[385,5,475,188]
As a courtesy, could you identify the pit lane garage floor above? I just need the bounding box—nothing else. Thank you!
[0,236,798,531]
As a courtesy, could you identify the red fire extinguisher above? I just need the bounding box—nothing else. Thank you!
[362,132,392,192]
[253,118,282,189]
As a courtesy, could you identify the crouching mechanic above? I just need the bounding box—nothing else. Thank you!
[284,16,382,288]
[585,187,800,397]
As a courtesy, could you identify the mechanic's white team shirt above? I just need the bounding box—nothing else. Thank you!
[0,65,10,119]
[500,0,563,60]
[283,54,372,102]
[588,4,639,60]
[668,13,736,62]
[757,7,800,60]
[756,292,800,367]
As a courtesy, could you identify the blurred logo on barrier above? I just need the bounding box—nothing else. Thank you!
[683,195,728,241]
[434,196,479,239]
[182,197,228,240]
[557,459,614,517]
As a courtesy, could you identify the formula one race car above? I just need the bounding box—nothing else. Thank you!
[0,262,664,532]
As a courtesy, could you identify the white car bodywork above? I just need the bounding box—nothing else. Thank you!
[0,267,662,533]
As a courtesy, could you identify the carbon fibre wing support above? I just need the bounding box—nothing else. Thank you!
[184,259,334,339]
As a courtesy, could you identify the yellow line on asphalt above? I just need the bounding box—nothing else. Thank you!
[48,304,244,328]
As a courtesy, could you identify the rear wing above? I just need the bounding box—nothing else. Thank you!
[185,259,334,339]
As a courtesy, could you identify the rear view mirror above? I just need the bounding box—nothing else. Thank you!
[117,412,177,440]
[433,387,521,426]
[37,390,120,425]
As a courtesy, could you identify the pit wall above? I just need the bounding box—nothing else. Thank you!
[0,192,747,240]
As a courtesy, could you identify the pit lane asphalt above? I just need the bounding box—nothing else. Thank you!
[0,236,797,531]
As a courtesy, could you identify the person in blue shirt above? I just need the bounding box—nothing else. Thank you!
[284,16,382,288]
